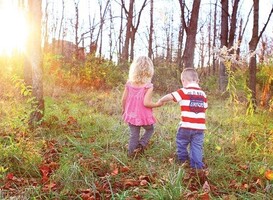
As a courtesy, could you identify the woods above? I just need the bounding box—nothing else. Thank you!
[0,0,273,199]
[37,0,273,106]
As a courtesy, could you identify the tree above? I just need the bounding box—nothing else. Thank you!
[97,0,111,58]
[148,0,153,58]
[179,0,201,69]
[27,0,44,126]
[248,0,273,108]
[176,1,185,69]
[219,0,240,92]
[73,0,80,58]
[120,0,148,65]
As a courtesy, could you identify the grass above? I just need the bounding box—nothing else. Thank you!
[1,83,273,199]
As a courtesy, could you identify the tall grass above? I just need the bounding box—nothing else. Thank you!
[1,63,273,199]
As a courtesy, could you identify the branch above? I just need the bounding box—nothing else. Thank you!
[121,0,129,15]
[134,0,148,30]
[258,6,273,42]
[241,5,253,38]
[179,0,188,34]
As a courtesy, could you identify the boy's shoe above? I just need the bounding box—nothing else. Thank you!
[134,144,144,154]
[175,157,190,168]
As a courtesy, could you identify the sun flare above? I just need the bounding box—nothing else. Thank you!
[0,2,28,55]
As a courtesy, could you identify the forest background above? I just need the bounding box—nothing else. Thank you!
[1,0,273,199]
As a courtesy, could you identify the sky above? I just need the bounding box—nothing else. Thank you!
[0,0,273,60]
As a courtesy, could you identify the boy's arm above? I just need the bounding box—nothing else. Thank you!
[144,87,163,108]
[158,94,174,103]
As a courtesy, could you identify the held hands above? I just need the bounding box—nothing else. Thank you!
[155,99,164,107]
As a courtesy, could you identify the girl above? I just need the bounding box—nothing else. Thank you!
[122,56,162,157]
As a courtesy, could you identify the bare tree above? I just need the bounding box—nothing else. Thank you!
[109,2,114,61]
[148,0,153,58]
[100,0,110,57]
[176,1,185,69]
[88,0,97,54]
[212,0,218,75]
[179,0,201,69]
[219,0,240,92]
[42,0,49,52]
[27,0,44,126]
[57,0,65,53]
[73,0,80,58]
[120,0,148,64]
[248,0,273,108]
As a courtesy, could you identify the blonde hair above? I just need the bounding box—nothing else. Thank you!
[181,68,199,82]
[128,56,154,84]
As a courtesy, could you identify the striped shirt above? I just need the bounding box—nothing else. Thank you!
[171,83,207,130]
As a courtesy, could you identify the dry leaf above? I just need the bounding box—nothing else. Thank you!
[202,181,211,193]
[265,169,273,181]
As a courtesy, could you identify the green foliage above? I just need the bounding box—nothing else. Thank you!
[0,54,24,79]
[1,56,273,199]
[201,75,218,94]
[0,135,42,177]
[257,59,273,110]
[153,61,181,93]
[81,54,125,89]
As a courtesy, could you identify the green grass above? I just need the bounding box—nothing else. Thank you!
[1,86,273,199]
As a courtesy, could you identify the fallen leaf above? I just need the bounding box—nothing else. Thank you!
[122,179,139,189]
[111,167,119,176]
[199,192,210,200]
[39,165,51,183]
[42,182,57,192]
[265,169,273,181]
[140,179,148,186]
[6,173,14,180]
[202,181,211,193]
[120,165,130,173]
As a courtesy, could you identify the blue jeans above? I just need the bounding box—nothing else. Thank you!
[176,127,204,169]
[128,124,154,155]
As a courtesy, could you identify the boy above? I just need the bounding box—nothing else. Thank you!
[158,68,207,169]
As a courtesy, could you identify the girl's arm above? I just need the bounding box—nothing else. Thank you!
[144,87,163,108]
[121,87,128,113]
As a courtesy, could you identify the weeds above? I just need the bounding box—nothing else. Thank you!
[1,79,273,199]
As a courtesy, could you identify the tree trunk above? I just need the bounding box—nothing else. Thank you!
[73,0,79,58]
[121,0,134,64]
[248,0,259,107]
[28,0,44,126]
[148,0,153,58]
[212,0,218,75]
[182,0,201,69]
[219,0,228,92]
[228,0,239,48]
[121,0,147,65]
[219,0,240,92]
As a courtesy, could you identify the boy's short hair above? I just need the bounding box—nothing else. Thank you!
[181,68,199,82]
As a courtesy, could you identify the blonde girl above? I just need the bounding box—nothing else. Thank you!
[121,56,162,157]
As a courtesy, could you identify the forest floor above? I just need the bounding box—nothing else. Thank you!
[1,86,273,199]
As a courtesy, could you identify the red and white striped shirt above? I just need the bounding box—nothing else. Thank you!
[171,83,207,130]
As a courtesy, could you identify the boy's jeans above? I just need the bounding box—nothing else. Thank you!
[176,127,204,169]
[128,124,154,155]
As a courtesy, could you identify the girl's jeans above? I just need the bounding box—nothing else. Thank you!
[176,127,204,169]
[128,123,154,155]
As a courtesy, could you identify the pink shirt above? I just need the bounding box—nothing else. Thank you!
[123,82,156,126]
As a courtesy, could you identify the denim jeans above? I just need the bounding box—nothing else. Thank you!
[176,127,204,169]
[128,123,154,155]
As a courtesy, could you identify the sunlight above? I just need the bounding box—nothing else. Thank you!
[0,2,28,55]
